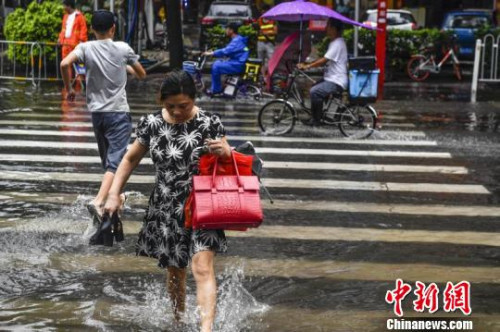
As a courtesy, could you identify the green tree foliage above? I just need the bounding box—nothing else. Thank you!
[4,1,63,64]
[206,24,258,57]
[237,24,258,57]
[315,28,449,71]
[206,25,227,51]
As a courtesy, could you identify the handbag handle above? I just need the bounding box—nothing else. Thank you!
[211,151,243,192]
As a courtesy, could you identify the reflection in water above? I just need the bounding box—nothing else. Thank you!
[486,112,499,132]
[0,198,268,330]
[466,112,477,131]
[466,111,499,133]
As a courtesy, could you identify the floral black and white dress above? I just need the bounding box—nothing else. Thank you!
[135,109,227,268]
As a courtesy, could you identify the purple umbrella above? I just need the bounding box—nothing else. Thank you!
[262,0,375,60]
[262,0,374,29]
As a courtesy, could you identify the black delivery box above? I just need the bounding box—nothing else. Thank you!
[349,56,377,71]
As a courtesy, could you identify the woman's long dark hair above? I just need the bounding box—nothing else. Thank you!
[159,70,197,102]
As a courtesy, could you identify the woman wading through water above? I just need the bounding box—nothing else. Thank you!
[104,70,231,331]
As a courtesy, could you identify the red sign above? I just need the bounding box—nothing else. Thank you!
[376,0,387,100]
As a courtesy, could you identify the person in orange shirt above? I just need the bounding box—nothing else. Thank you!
[58,0,88,59]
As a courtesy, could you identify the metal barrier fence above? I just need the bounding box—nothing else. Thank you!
[471,34,500,102]
[0,40,68,88]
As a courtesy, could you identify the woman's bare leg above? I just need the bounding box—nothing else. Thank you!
[166,267,187,321]
[191,251,216,332]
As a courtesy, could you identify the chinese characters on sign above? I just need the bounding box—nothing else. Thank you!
[385,279,471,316]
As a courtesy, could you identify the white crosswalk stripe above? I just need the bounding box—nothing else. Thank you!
[0,140,452,158]
[3,112,417,127]
[0,171,490,194]
[0,129,438,146]
[2,192,498,217]
[0,154,468,174]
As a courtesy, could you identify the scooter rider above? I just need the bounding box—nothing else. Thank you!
[202,22,249,96]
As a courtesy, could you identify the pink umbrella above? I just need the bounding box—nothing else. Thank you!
[266,31,311,90]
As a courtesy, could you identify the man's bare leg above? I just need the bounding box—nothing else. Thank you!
[91,171,115,210]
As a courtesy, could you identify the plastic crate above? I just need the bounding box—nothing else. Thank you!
[349,69,379,103]
[183,61,198,75]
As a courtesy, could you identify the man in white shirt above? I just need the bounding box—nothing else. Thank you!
[298,18,348,126]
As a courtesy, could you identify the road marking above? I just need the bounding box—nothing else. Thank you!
[44,253,500,283]
[0,140,449,158]
[228,135,436,146]
[268,199,500,217]
[0,120,427,136]
[3,113,417,128]
[2,218,496,246]
[0,120,259,132]
[263,161,467,174]
[0,129,96,137]
[256,147,451,158]
[0,171,488,194]
[0,129,438,146]
[0,155,467,174]
[1,192,497,217]
[263,178,490,194]
[228,225,500,246]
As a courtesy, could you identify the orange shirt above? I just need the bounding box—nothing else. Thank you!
[58,11,88,58]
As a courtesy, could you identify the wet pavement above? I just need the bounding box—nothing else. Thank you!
[0,76,499,331]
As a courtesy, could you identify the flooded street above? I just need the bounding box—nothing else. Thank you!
[0,77,500,331]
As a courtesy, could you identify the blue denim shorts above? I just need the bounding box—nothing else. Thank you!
[91,112,132,173]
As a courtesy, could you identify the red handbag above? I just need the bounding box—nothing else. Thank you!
[191,152,263,230]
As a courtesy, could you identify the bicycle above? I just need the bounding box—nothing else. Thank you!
[183,54,266,100]
[407,36,462,82]
[258,67,378,138]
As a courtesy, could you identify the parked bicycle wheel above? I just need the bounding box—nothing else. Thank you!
[407,55,430,82]
[338,104,376,139]
[236,84,262,100]
[258,100,296,135]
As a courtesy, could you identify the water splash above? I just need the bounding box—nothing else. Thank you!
[0,196,269,330]
[105,264,269,331]
[214,264,270,331]
[0,195,92,258]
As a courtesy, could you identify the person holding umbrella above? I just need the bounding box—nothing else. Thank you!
[298,18,348,126]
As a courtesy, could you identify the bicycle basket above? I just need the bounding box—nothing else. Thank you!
[183,61,198,75]
[348,69,380,104]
